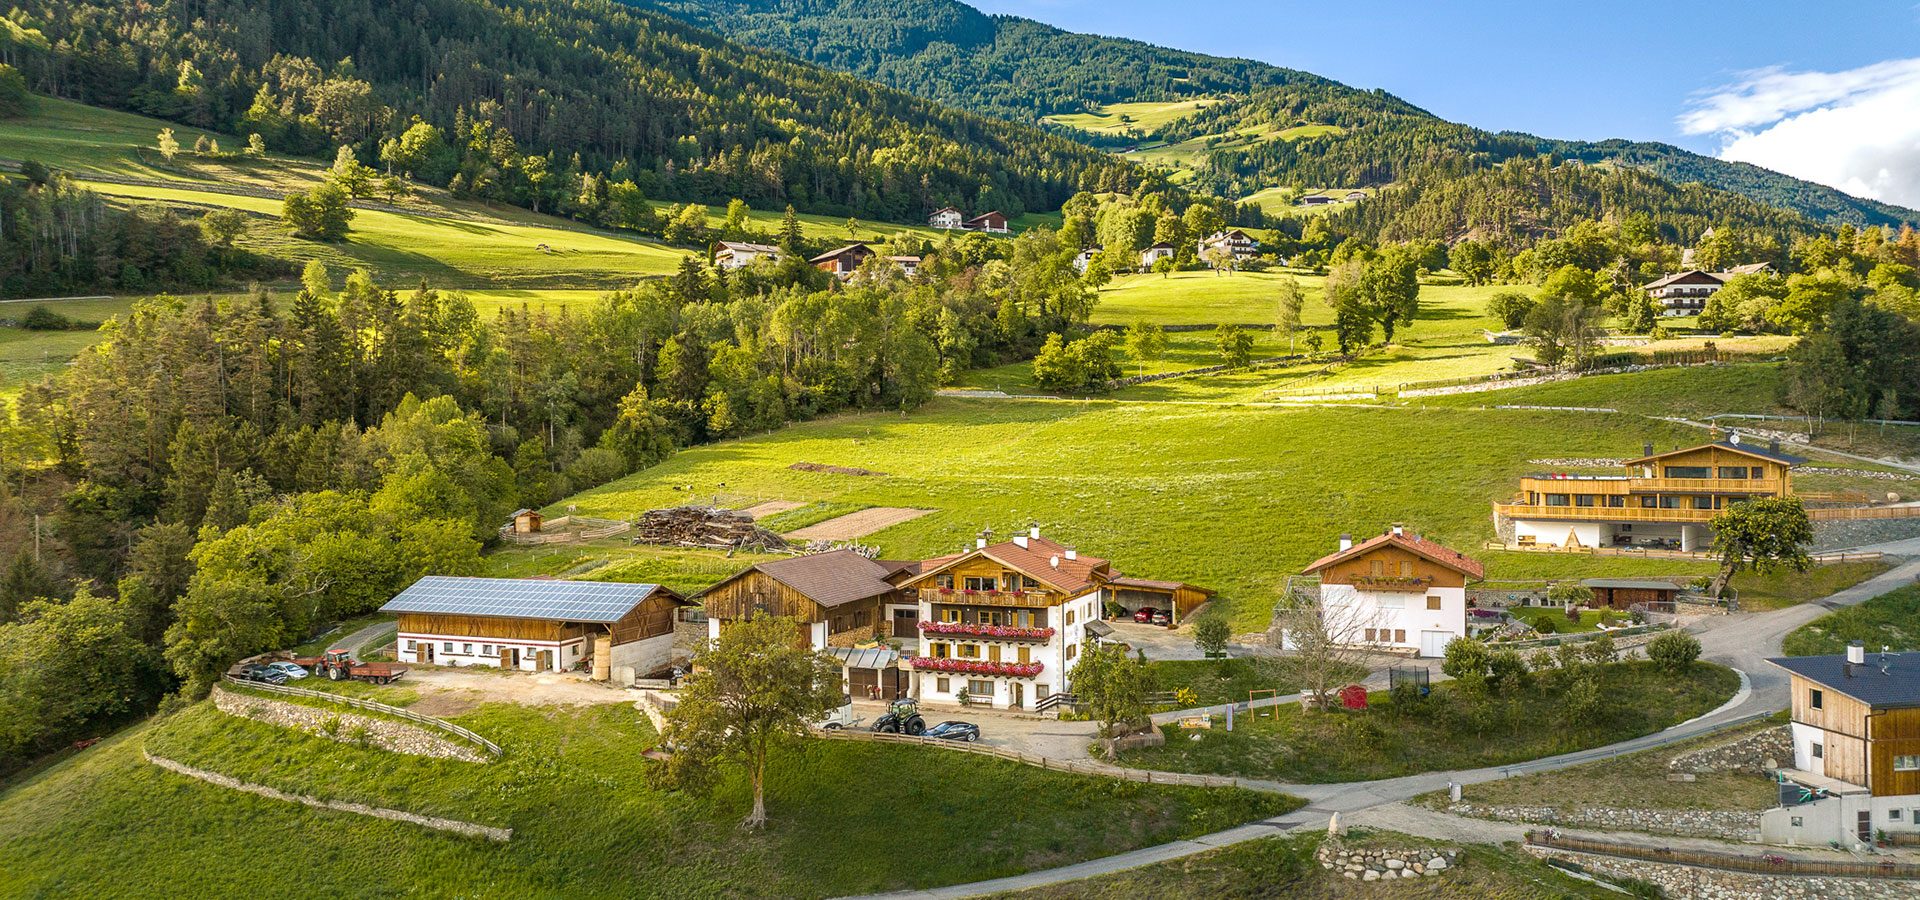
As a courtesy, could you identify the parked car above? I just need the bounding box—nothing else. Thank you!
[813,698,858,731]
[1151,609,1172,626]
[923,721,980,743]
[264,661,310,680]
[1132,607,1159,624]
[237,663,287,685]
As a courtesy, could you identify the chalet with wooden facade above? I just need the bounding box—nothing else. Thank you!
[809,243,876,279]
[1644,263,1776,315]
[1764,645,1920,846]
[964,211,1010,234]
[894,527,1210,711]
[885,255,923,277]
[1494,436,1804,552]
[928,207,966,230]
[713,241,781,271]
[1580,578,1682,610]
[382,576,690,677]
[1297,527,1483,658]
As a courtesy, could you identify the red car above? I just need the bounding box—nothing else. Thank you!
[1132,607,1158,624]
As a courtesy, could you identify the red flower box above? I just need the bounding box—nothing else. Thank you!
[909,657,1044,678]
[916,621,1055,641]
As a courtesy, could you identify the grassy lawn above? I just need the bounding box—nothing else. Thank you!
[1043,99,1220,135]
[1145,658,1347,708]
[1117,661,1739,783]
[1416,715,1785,817]
[1728,560,1893,612]
[1782,584,1920,656]
[83,180,690,288]
[0,95,267,183]
[0,701,1295,897]
[991,829,1619,899]
[557,399,1718,631]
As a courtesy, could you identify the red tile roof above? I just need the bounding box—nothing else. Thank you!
[905,537,1110,595]
[1303,531,1484,580]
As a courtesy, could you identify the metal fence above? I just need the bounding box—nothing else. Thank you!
[220,677,503,758]
[1527,829,1920,880]
[813,727,1250,790]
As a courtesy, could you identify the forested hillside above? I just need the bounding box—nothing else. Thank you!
[630,0,1919,231]
[0,0,1137,224]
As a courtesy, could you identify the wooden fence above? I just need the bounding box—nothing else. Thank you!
[1807,505,1920,521]
[813,727,1250,790]
[221,676,503,758]
[497,515,631,545]
[1526,830,1920,880]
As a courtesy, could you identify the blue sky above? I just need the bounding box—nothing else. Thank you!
[969,0,1920,206]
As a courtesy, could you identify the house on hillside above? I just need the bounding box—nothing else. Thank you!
[1139,242,1175,270]
[1343,191,1367,201]
[1644,264,1776,316]
[1073,245,1103,274]
[382,576,691,676]
[713,241,781,270]
[1763,644,1920,847]
[928,207,966,230]
[809,243,876,279]
[1296,526,1483,658]
[508,508,543,534]
[886,255,923,277]
[1492,434,1804,552]
[1299,195,1336,206]
[1197,230,1258,267]
[964,211,1010,234]
[892,526,1210,710]
[694,549,927,700]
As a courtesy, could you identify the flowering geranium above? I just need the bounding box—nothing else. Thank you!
[917,621,1054,640]
[908,658,1044,678]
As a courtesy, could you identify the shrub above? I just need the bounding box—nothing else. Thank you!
[1532,614,1558,635]
[1565,604,1583,623]
[1441,636,1490,681]
[1582,633,1619,665]
[1647,630,1702,672]
[1193,616,1232,659]
[19,305,73,330]
[1487,648,1529,690]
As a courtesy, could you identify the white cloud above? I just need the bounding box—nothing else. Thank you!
[1679,59,1920,209]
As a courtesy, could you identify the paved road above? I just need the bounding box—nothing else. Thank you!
[852,554,1920,899]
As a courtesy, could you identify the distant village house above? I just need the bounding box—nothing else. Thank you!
[713,240,782,271]
[1297,527,1483,658]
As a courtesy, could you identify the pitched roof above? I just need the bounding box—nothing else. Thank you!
[1769,653,1920,708]
[703,549,901,609]
[1644,270,1727,290]
[1627,438,1806,466]
[930,206,962,215]
[1724,262,1773,276]
[965,210,1005,222]
[808,244,873,264]
[1108,575,1214,595]
[1144,242,1175,250]
[1302,531,1485,580]
[905,537,1110,596]
[381,576,681,623]
[715,241,779,254]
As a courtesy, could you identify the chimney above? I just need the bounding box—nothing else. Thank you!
[1065,548,1078,561]
[1643,442,1654,458]
[976,537,988,550]
[1012,535,1029,549]
[1882,646,1894,674]
[1769,439,1781,455]
[1029,523,1041,540]
[1391,524,1404,537]
[1338,533,1353,552]
[1049,555,1060,568]
[1848,640,1866,669]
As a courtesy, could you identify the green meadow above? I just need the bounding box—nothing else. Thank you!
[1042,98,1220,135]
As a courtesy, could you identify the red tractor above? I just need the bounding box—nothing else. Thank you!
[301,648,409,684]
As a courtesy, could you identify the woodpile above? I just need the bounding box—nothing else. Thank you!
[631,506,789,551]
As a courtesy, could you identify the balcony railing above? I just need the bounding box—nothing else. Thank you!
[920,588,1052,607]
[1495,502,1716,524]
[910,658,1043,678]
[918,621,1055,641]
[1628,477,1782,494]
[1347,575,1433,592]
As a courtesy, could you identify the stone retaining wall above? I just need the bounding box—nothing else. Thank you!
[145,752,510,841]
[1669,725,1792,774]
[213,687,489,763]
[1316,840,1458,881]
[1528,847,1920,899]
[1447,802,1759,840]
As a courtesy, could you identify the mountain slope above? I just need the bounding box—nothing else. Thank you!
[628,0,1918,230]
[4,0,1135,221]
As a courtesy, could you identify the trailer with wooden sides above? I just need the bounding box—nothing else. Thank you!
[291,648,410,684]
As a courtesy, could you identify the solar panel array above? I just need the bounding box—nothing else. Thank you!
[380,576,662,623]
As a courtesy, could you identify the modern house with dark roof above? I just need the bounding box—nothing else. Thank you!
[1297,526,1483,658]
[1494,435,1805,552]
[381,576,690,677]
[1764,643,1920,846]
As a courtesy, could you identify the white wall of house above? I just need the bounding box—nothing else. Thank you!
[399,633,582,672]
[1319,583,1466,658]
[1791,721,1826,774]
[910,590,1096,709]
[1762,791,1920,846]
[1514,519,1605,549]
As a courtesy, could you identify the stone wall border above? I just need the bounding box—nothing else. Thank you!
[144,751,511,842]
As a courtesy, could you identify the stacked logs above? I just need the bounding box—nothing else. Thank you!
[631,506,789,551]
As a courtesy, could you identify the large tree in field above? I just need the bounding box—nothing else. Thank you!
[1069,640,1154,739]
[1708,497,1814,598]
[662,613,842,829]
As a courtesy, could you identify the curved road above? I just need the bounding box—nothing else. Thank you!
[862,555,1920,899]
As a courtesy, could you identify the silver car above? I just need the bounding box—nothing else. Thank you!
[265,661,311,680]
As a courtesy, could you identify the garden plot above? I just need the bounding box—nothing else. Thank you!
[738,500,806,520]
[785,507,935,541]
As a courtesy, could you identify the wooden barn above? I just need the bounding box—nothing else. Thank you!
[693,549,917,650]
[382,576,690,678]
[1581,578,1681,610]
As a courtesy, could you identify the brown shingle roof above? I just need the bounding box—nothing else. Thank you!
[701,549,899,608]
[1303,531,1485,580]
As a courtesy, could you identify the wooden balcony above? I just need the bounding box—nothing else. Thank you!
[920,588,1054,608]
[1494,503,1716,524]
[1628,477,1782,494]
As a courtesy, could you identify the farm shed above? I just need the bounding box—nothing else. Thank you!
[1101,576,1215,621]
[382,576,690,678]
[1581,578,1681,610]
[831,646,908,701]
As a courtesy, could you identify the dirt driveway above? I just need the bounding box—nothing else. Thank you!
[786,507,933,540]
[398,666,633,716]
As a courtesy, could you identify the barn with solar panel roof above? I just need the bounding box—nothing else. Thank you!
[381,576,692,677]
